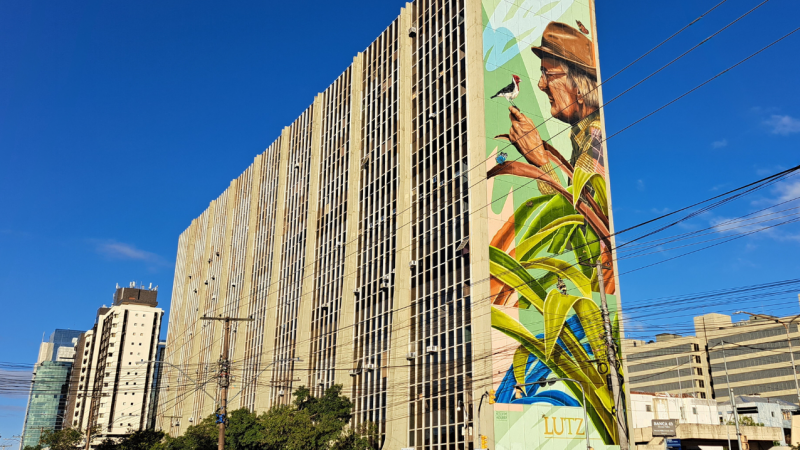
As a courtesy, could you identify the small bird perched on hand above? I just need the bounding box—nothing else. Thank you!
[490,74,521,106]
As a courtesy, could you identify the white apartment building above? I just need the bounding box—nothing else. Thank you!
[64,283,164,441]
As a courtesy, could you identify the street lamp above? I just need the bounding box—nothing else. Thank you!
[734,311,800,405]
[515,378,591,450]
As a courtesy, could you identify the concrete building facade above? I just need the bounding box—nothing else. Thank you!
[64,283,164,441]
[624,312,800,406]
[159,0,628,449]
[624,334,713,399]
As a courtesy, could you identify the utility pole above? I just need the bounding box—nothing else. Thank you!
[721,342,743,450]
[596,259,629,450]
[201,315,253,450]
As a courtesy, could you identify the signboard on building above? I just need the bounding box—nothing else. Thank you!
[666,438,681,449]
[652,419,677,437]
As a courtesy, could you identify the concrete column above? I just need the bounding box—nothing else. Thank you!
[255,127,291,412]
[464,0,493,446]
[333,53,365,389]
[231,154,265,409]
[383,4,415,449]
[294,95,325,387]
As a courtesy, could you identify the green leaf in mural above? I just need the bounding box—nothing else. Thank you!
[491,307,616,443]
[542,290,607,371]
[513,195,554,237]
[516,214,584,262]
[520,193,576,242]
[489,246,547,309]
[547,223,577,254]
[571,227,593,279]
[513,345,530,394]
[592,176,609,217]
[573,167,610,217]
[522,257,592,298]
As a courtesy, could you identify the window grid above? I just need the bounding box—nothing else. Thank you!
[310,68,353,395]
[350,18,400,441]
[409,0,472,449]
[271,107,315,404]
[241,138,283,409]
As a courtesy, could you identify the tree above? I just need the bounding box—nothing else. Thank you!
[158,384,377,450]
[38,428,84,450]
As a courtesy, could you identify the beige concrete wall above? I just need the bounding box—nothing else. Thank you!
[383,5,414,449]
[294,94,324,387]
[465,0,492,446]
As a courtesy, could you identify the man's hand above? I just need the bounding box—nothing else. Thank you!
[495,106,548,167]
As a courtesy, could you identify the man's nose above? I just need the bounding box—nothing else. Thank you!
[537,75,548,91]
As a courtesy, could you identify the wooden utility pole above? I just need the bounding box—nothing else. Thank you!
[201,315,253,450]
[596,259,629,450]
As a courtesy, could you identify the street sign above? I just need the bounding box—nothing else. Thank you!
[652,419,677,437]
[666,438,681,449]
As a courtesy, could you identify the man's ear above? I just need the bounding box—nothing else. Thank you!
[576,90,585,105]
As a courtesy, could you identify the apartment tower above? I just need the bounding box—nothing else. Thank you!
[160,0,626,449]
[64,284,164,441]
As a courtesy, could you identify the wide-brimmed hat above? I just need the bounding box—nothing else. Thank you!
[531,21,597,78]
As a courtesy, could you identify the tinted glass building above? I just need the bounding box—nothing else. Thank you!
[21,361,73,448]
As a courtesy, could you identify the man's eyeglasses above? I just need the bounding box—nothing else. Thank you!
[540,67,567,83]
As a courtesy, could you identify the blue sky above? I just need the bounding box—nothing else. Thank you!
[1,0,799,439]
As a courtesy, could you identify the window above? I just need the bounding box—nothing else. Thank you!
[692,407,697,414]
[699,380,705,388]
[646,405,652,412]
[772,412,775,417]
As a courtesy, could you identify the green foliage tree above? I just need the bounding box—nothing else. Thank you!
[158,384,376,450]
[39,428,84,450]
[725,416,764,427]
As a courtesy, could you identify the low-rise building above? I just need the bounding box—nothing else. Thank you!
[718,395,797,445]
[630,392,719,429]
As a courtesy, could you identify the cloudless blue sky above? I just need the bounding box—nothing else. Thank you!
[2,0,799,438]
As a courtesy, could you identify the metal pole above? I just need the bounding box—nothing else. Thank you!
[724,412,732,450]
[676,357,683,397]
[721,342,743,450]
[781,323,800,406]
[218,318,231,450]
[596,260,629,450]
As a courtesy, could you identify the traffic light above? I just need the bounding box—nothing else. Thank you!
[488,389,496,404]
[480,434,488,449]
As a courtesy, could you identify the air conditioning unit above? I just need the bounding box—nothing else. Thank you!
[408,26,417,38]
[278,389,285,396]
[349,369,359,377]
[426,346,438,354]
[410,260,417,269]
[353,288,360,296]
[365,364,375,371]
[406,352,417,360]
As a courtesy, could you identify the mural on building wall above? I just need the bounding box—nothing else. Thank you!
[482,0,624,448]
